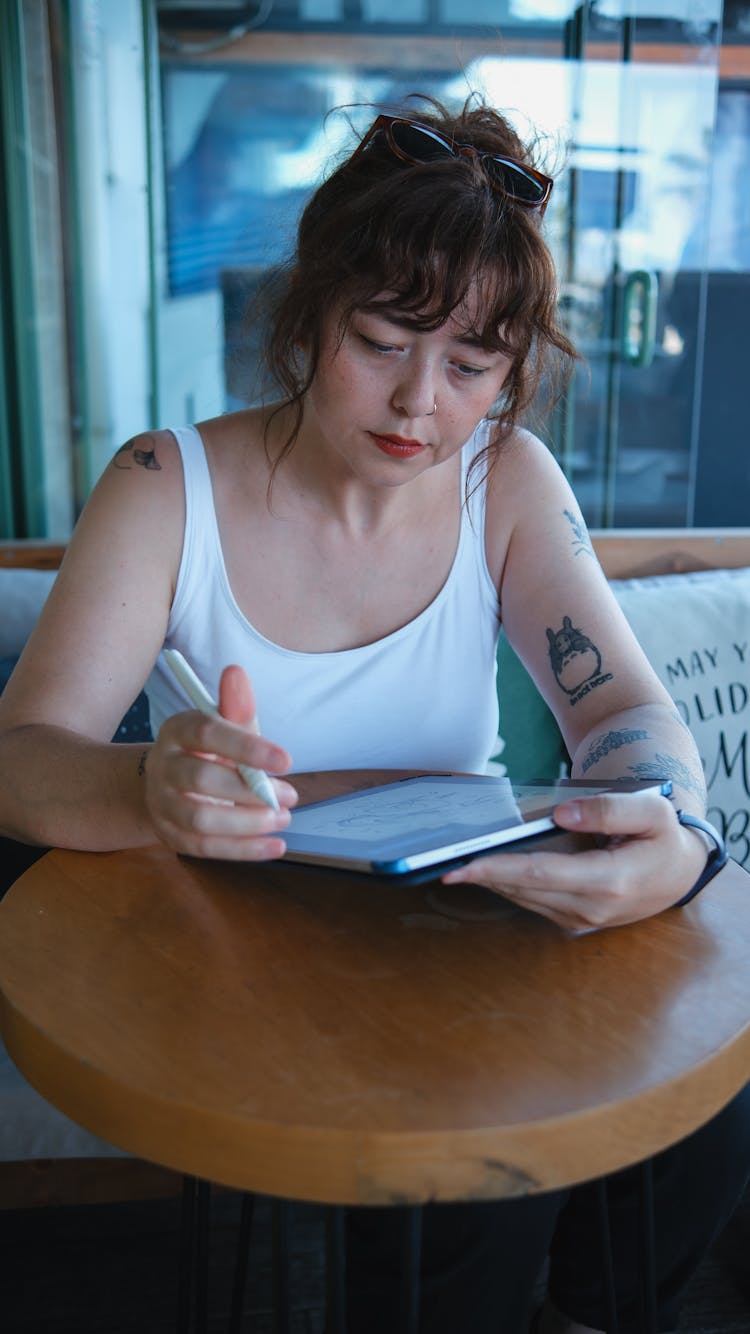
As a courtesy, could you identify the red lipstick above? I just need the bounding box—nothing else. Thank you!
[369,432,427,458]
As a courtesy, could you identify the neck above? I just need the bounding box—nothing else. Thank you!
[264,401,459,537]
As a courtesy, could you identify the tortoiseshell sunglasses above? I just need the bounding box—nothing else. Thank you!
[350,114,553,212]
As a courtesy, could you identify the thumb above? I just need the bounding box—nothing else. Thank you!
[218,664,258,731]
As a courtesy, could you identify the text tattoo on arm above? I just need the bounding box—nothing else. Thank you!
[114,435,162,471]
[546,616,613,705]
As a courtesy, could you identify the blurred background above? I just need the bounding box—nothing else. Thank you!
[2,0,749,539]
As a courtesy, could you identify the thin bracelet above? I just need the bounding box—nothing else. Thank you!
[672,811,728,907]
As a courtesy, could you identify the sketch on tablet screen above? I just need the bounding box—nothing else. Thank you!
[290,780,522,842]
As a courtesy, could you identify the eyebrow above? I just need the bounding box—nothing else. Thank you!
[453,332,489,349]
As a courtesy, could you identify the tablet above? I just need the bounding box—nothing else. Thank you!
[281,774,672,875]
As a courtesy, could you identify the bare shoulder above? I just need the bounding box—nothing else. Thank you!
[484,427,579,586]
[0,428,188,738]
[489,426,570,501]
[489,427,600,591]
[62,427,185,585]
[197,407,273,483]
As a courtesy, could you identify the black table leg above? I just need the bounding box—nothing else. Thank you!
[195,1180,211,1334]
[595,1177,620,1334]
[638,1159,658,1334]
[177,1176,210,1334]
[326,1206,347,1334]
[228,1192,256,1334]
[598,1162,659,1334]
[178,1176,197,1334]
[272,1199,293,1334]
[401,1206,422,1334]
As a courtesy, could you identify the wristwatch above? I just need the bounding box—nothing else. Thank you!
[672,811,728,907]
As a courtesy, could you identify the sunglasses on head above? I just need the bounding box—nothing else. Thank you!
[351,114,553,212]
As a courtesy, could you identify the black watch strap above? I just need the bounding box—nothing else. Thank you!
[672,811,728,907]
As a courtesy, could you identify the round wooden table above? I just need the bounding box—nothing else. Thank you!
[1,769,749,1207]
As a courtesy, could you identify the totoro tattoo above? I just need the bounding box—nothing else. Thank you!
[547,616,613,705]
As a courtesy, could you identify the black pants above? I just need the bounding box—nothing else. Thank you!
[345,1083,750,1334]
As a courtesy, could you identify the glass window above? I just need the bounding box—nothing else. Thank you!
[0,0,74,539]
[4,0,748,536]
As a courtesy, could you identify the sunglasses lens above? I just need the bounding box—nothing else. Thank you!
[370,117,550,208]
[486,158,546,204]
[389,120,453,163]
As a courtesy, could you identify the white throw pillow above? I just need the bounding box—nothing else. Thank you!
[610,566,750,867]
[0,569,56,657]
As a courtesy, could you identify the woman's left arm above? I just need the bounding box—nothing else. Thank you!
[444,433,712,930]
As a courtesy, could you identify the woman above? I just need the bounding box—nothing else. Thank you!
[0,96,746,1332]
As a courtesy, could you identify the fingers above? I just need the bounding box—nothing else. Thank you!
[146,671,297,858]
[146,759,294,860]
[218,664,258,730]
[552,788,671,839]
[442,844,622,931]
[153,788,293,862]
[161,744,298,809]
[442,791,687,932]
[161,707,292,782]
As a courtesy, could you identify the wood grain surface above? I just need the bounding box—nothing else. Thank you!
[1,771,749,1206]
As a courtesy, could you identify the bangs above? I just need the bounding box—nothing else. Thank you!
[352,268,529,362]
[327,165,554,360]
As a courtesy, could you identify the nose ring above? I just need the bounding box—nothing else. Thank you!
[425,400,438,417]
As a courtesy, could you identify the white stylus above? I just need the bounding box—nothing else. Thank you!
[163,648,280,812]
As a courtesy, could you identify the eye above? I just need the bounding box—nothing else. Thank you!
[357,331,398,355]
[453,361,488,378]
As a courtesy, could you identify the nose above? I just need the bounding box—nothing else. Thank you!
[391,368,438,420]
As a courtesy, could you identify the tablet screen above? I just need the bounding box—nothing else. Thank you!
[281,775,671,874]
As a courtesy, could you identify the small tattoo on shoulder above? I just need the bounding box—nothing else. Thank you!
[581,728,649,773]
[114,435,162,471]
[564,508,595,558]
[137,750,148,777]
[546,615,613,705]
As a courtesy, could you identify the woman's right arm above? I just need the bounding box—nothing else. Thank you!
[0,430,185,849]
[0,431,294,854]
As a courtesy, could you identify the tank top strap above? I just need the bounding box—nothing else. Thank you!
[167,424,223,632]
[459,419,499,612]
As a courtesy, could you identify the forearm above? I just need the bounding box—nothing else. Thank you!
[0,724,158,851]
[570,702,707,817]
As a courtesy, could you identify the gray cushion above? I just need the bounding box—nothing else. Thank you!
[0,1042,130,1162]
[610,566,750,868]
[0,569,56,657]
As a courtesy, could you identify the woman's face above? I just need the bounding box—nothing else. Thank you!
[303,288,513,485]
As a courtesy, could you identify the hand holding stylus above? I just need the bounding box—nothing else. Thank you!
[164,649,281,809]
[143,653,295,861]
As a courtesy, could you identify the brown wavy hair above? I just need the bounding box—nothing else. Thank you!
[263,95,577,484]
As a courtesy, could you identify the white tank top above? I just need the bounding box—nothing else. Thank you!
[146,423,502,774]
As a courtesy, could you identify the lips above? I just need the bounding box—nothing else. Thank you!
[368,432,428,459]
